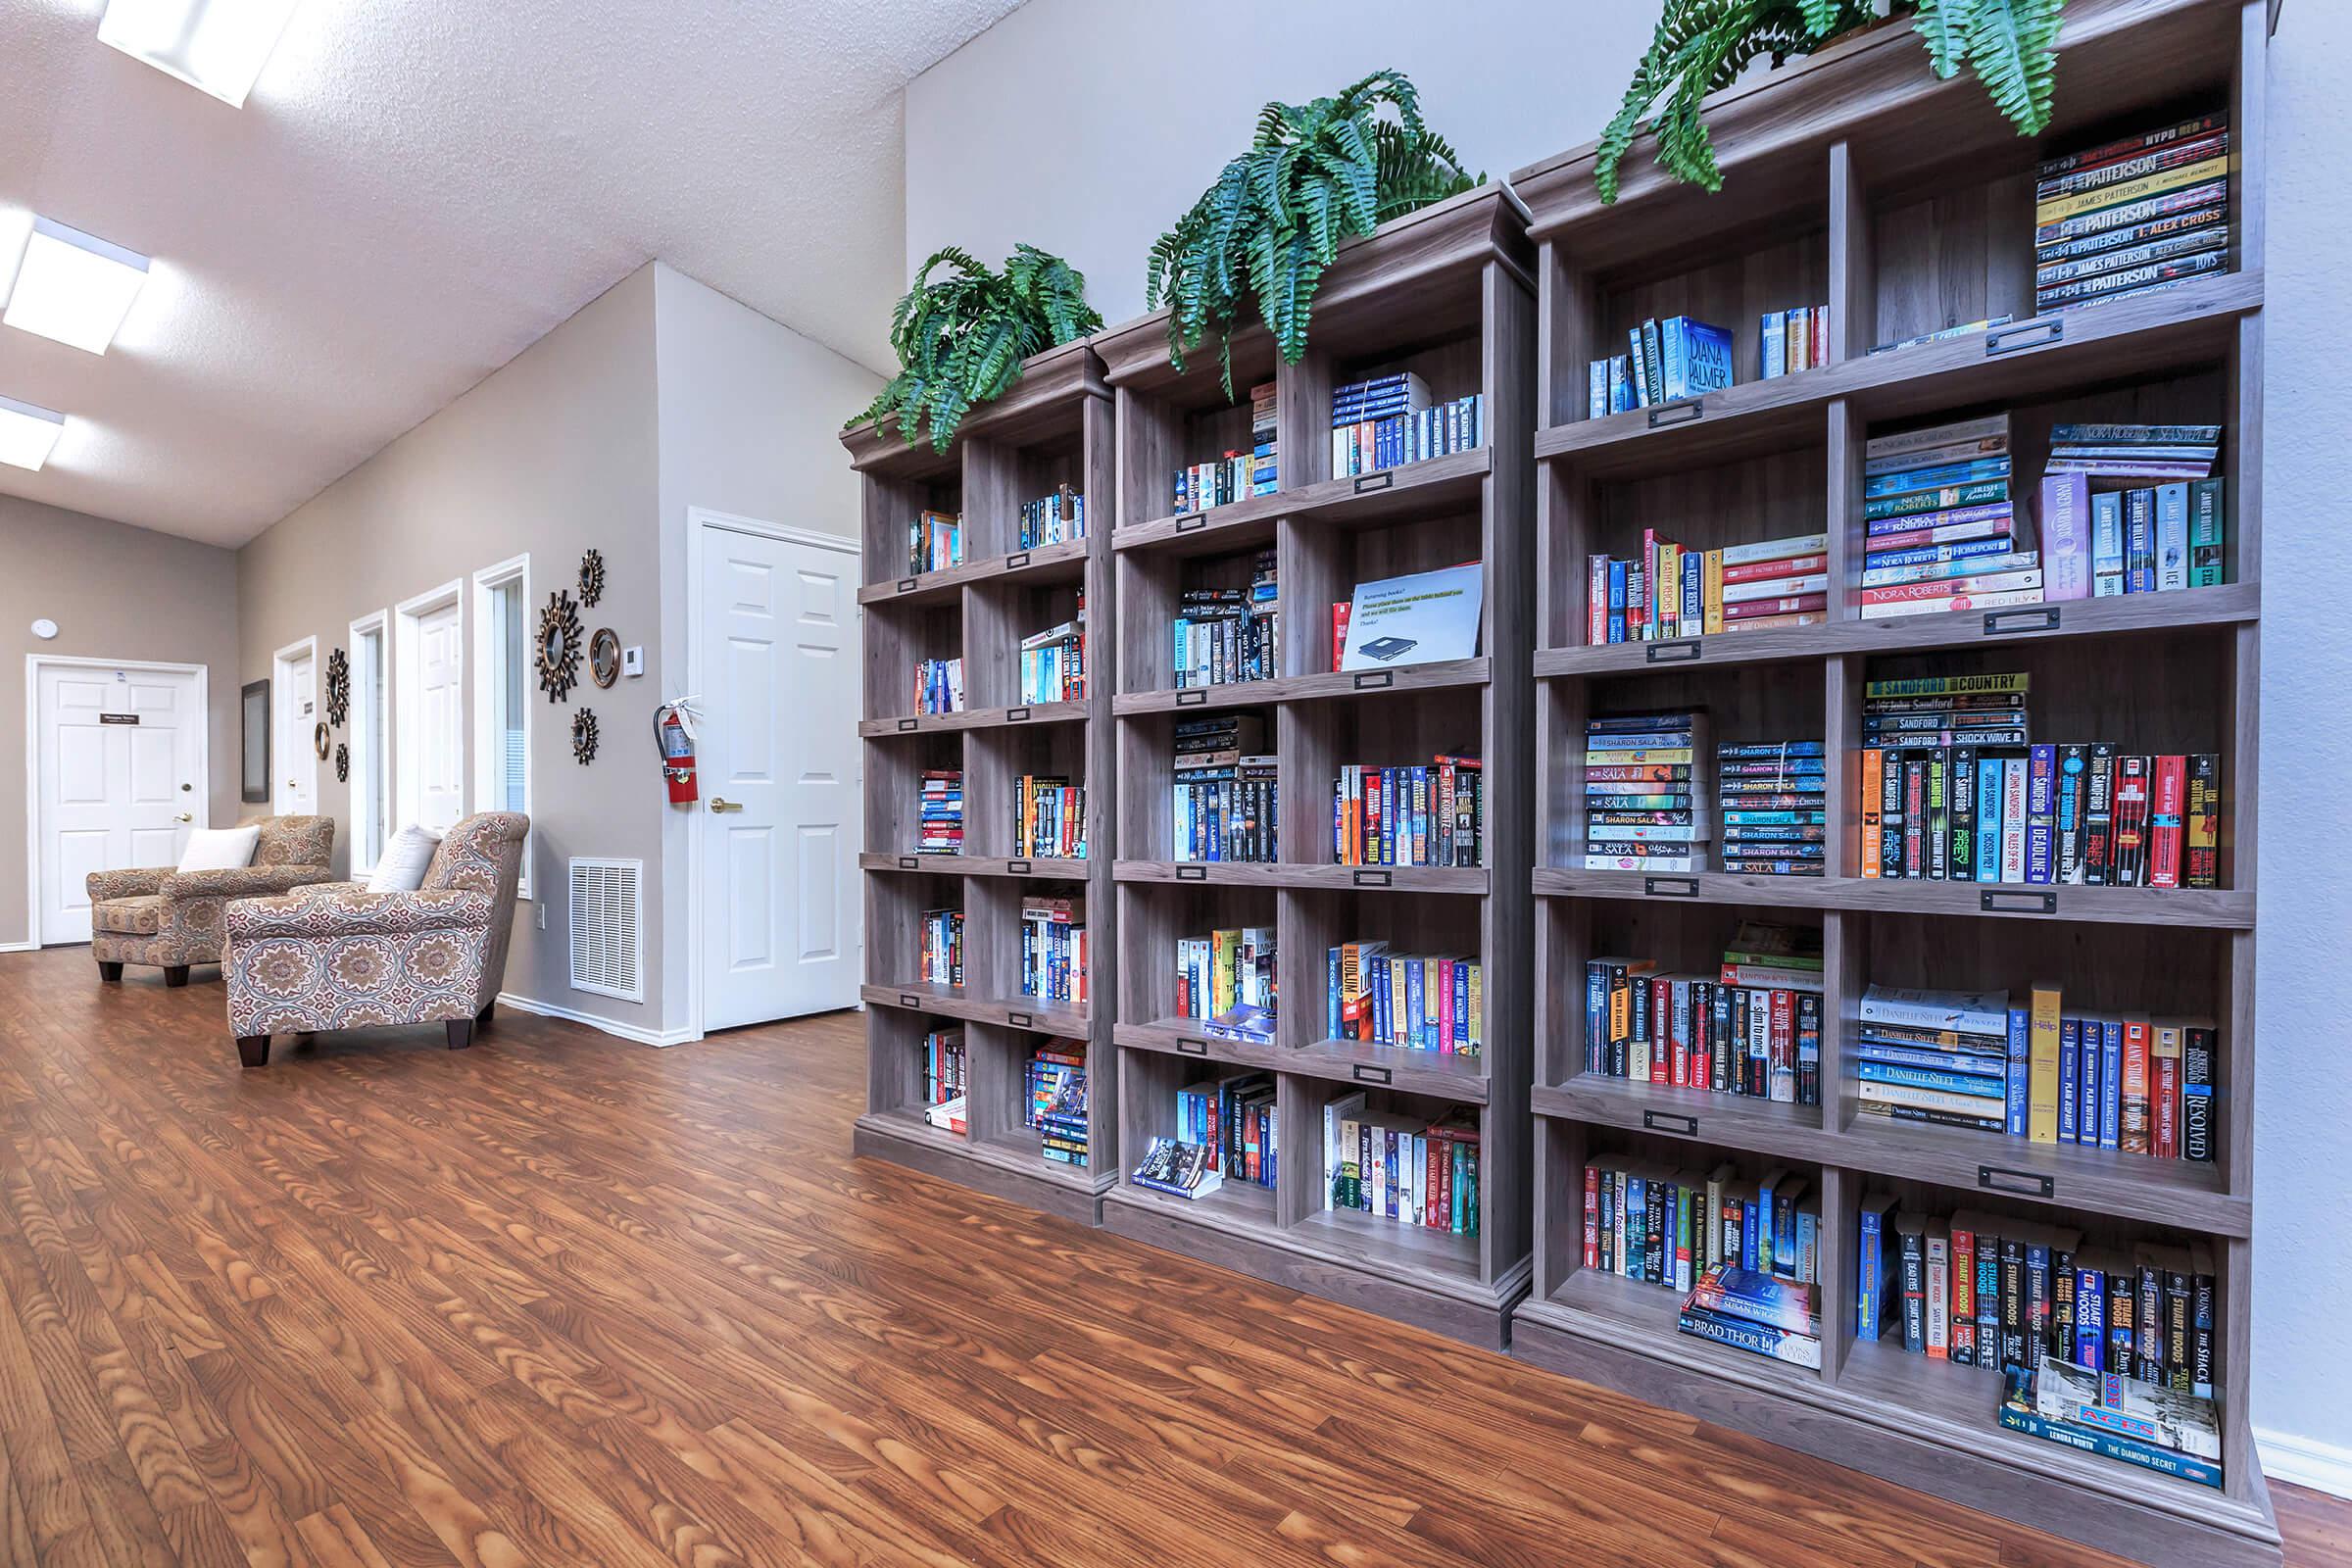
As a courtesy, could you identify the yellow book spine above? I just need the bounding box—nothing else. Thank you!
[2034,156,2230,224]
[1703,549,1724,636]
[2028,981,2064,1144]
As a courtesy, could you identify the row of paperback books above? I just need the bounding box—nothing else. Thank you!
[2034,112,2232,317]
[1860,416,2041,618]
[1582,922,1823,1105]
[1583,1158,1822,1298]
[1581,710,1709,870]
[906,509,963,574]
[1171,712,1276,862]
[1012,774,1084,859]
[1173,926,1275,1032]
[916,768,961,855]
[1017,487,1086,549]
[1758,303,1831,379]
[1016,606,1085,704]
[1333,756,1485,867]
[919,1026,965,1106]
[1719,739,1825,876]
[1322,1095,1481,1237]
[1326,943,1484,1056]
[1169,381,1277,514]
[1585,529,1828,644]
[1024,1039,1089,1168]
[1018,895,1086,1006]
[1327,371,1485,476]
[2041,426,2226,597]
[918,906,962,987]
[1852,983,2216,1161]
[1678,1265,1822,1370]
[1164,1071,1279,1193]
[1584,315,1734,416]
[912,656,963,715]
[1172,550,1278,688]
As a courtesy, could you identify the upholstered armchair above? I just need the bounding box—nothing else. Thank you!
[88,815,337,986]
[222,811,528,1067]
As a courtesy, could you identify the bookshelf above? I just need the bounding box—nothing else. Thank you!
[844,340,1119,1225]
[1095,185,1538,1348]
[1509,1,2278,1563]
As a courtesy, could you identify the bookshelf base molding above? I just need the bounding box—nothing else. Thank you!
[854,1113,1111,1227]
[1103,1189,1531,1351]
[1509,1307,2283,1568]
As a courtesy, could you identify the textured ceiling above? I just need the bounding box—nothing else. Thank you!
[0,0,1020,546]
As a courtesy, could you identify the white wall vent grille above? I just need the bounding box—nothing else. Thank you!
[568,857,644,1003]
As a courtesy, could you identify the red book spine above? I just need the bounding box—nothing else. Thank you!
[1722,592,1830,620]
[1770,989,1794,1098]
[2147,755,2186,889]
[1583,1163,1599,1267]
[1425,1131,1446,1229]
[1720,552,1827,585]
[1652,982,1671,1085]
[1331,601,1350,671]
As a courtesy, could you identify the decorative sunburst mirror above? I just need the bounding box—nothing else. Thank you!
[571,708,600,764]
[334,742,349,783]
[323,647,350,727]
[578,548,607,608]
[537,589,582,702]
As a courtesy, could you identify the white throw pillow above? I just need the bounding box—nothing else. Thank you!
[367,824,444,893]
[175,825,261,873]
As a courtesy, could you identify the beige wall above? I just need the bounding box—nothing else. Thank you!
[0,496,242,949]
[236,266,664,1032]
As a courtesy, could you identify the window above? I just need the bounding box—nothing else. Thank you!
[394,578,466,838]
[472,555,533,896]
[349,611,389,873]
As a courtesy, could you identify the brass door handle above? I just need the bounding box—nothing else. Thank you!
[173,812,192,823]
[709,798,743,813]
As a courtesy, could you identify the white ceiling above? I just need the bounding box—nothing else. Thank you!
[0,0,1022,547]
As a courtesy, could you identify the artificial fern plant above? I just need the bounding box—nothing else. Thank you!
[1148,69,1481,396]
[1597,0,2064,203]
[852,244,1104,452]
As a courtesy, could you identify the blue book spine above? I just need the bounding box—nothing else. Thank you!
[1852,1040,2008,1075]
[1857,1061,2008,1098]
[1682,551,1703,626]
[1684,319,1736,395]
[1585,963,1607,1074]
[2099,1018,2124,1150]
[2074,1266,2106,1370]
[2078,1018,2100,1144]
[2005,1005,2031,1138]
[1742,1199,1761,1271]
[1864,456,2012,498]
[1626,1177,1645,1277]
[1607,561,1628,643]
[1760,311,1787,378]
[1995,1404,2223,1491]
[1406,961,1426,1053]
[1327,948,1342,1040]
[1661,318,1688,401]
[2026,744,2057,884]
[1858,1208,1882,1338]
[1976,760,2004,882]
[2058,1017,2081,1144]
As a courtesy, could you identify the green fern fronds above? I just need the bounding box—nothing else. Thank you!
[1150,69,1481,397]
[851,243,1104,453]
[1960,0,2063,133]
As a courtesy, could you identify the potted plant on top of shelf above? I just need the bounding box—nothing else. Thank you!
[1146,68,1483,397]
[851,243,1105,453]
[1596,0,2064,202]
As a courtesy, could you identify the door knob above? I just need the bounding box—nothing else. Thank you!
[710,798,744,813]
[173,811,192,823]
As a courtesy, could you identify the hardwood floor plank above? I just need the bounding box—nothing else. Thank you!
[0,948,2339,1568]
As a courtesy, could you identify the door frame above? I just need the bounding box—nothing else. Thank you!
[683,507,861,1043]
[22,654,211,950]
[270,635,318,816]
[393,578,466,834]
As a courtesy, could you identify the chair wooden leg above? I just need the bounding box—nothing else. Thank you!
[475,999,496,1028]
[164,966,190,988]
[445,1018,475,1051]
[96,960,122,982]
[234,1036,270,1068]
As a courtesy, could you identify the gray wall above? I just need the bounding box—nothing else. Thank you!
[649,262,881,1036]
[236,266,664,1032]
[906,0,2352,1480]
[0,496,242,948]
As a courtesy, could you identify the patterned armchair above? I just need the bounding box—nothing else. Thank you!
[223,811,528,1068]
[89,815,336,986]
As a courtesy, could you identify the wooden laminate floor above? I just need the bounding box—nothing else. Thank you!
[0,946,2341,1568]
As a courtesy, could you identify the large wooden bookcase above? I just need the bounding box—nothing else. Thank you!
[1507,1,2278,1562]
[844,341,1119,1225]
[1093,186,1539,1348]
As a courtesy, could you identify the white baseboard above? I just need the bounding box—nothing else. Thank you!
[497,992,696,1049]
[2259,1425,2352,1499]
[0,940,37,954]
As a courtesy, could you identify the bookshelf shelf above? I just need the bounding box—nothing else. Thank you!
[1511,2,2279,1561]
[1097,184,1538,1348]
[846,339,1119,1224]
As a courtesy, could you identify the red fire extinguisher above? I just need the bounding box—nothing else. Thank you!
[655,698,700,805]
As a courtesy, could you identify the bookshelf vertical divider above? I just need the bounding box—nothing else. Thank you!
[1508,1,2279,1562]
[844,340,1120,1225]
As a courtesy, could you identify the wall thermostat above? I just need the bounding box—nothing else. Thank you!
[29,618,57,640]
[621,645,645,677]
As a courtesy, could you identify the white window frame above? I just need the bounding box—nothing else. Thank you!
[470,554,534,899]
[347,609,389,876]
[393,577,466,839]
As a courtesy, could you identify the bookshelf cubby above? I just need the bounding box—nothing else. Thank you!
[1098,184,1538,1348]
[1511,1,2278,1562]
[845,341,1118,1225]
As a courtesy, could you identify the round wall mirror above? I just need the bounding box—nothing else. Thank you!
[590,627,621,688]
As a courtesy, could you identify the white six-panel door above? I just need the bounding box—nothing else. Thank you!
[34,662,205,946]
[697,520,860,1030]
[273,641,318,815]
[414,601,465,831]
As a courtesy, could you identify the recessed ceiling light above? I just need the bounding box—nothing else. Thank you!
[0,397,67,472]
[3,219,151,355]
[98,0,303,108]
